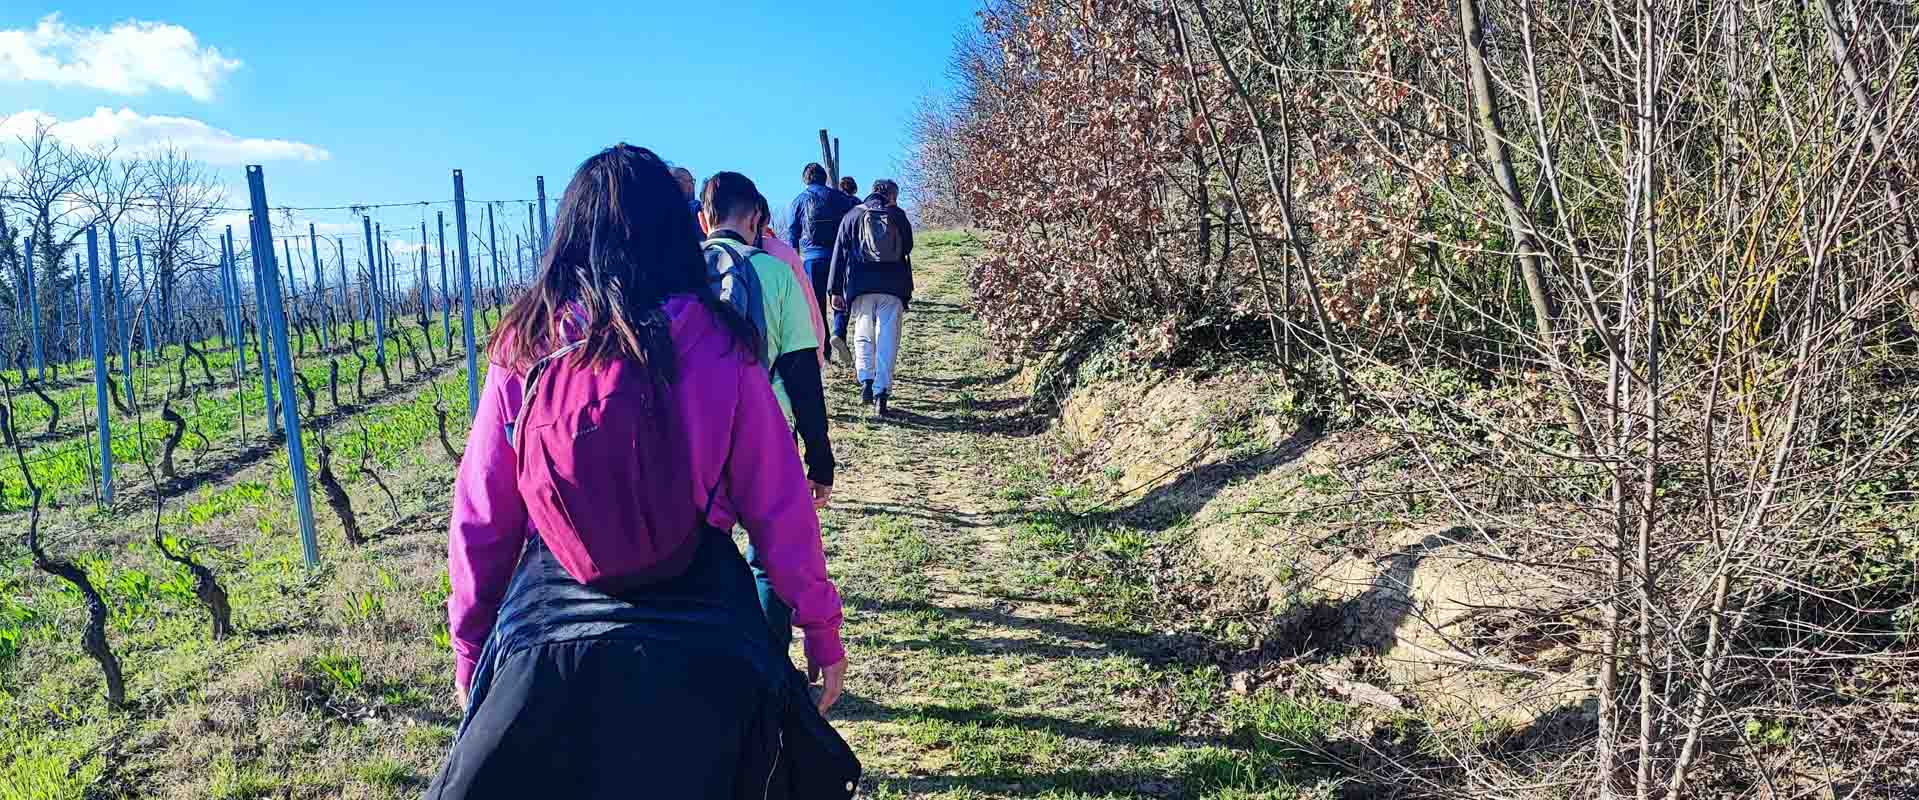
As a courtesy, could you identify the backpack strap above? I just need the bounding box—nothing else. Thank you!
[706,239,763,268]
[507,340,588,455]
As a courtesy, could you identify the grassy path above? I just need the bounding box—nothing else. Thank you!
[819,233,1299,799]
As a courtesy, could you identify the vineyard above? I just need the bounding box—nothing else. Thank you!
[0,136,550,797]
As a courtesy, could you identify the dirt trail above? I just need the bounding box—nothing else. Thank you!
[3,234,1288,800]
[821,237,1255,799]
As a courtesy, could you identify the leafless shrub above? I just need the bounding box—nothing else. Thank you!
[134,388,231,641]
[939,0,1917,794]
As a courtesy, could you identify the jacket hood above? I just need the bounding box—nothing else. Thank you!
[665,294,721,360]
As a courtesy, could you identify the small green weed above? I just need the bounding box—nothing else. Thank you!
[1099,528,1149,561]
[340,590,387,628]
[205,754,274,800]
[1744,717,1792,747]
[1225,686,1348,747]
[310,652,366,696]
[355,759,416,789]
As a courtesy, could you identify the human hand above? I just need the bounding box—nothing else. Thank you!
[808,658,847,716]
[832,295,846,311]
[809,481,833,509]
[454,677,469,712]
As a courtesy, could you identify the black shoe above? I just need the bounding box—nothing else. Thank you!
[875,392,889,417]
[861,381,874,406]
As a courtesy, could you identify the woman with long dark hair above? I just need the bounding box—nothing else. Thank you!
[430,144,847,798]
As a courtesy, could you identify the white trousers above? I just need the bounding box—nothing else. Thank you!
[851,293,905,395]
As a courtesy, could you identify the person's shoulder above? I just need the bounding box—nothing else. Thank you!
[748,250,799,285]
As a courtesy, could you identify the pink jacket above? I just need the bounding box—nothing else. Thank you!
[446,296,844,690]
[758,229,826,368]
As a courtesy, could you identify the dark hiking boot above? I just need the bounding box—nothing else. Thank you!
[875,392,890,418]
[861,380,875,407]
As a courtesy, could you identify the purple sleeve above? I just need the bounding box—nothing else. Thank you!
[447,362,528,691]
[726,362,846,668]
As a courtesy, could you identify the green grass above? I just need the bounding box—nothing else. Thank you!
[0,231,1364,799]
[0,320,477,798]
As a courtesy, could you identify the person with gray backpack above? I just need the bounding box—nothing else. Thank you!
[701,171,837,660]
[827,178,914,417]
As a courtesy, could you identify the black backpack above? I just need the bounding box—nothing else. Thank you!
[802,189,853,251]
[858,207,904,264]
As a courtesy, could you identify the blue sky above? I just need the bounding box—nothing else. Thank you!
[2,2,975,251]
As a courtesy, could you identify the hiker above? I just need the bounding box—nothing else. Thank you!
[830,177,862,360]
[704,172,838,655]
[673,166,701,214]
[674,165,710,234]
[784,163,857,360]
[828,178,914,416]
[435,145,849,799]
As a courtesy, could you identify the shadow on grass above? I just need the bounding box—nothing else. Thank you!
[836,695,1230,751]
[904,300,972,316]
[848,733,1344,799]
[867,405,1048,438]
[843,594,1219,670]
[895,362,1022,393]
[831,499,996,530]
[1084,425,1321,531]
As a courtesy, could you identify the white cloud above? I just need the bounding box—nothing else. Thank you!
[1,107,329,164]
[0,14,240,101]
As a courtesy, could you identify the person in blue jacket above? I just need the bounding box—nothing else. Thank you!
[785,163,857,363]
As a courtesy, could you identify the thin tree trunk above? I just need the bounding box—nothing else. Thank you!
[1171,7,1285,365]
[1811,0,1915,250]
[1460,0,1591,441]
[1189,2,1351,403]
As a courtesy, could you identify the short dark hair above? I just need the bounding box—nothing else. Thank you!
[839,176,858,194]
[802,163,827,185]
[701,171,762,225]
[872,179,899,199]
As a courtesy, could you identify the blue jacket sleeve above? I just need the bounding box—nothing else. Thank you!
[785,192,806,251]
[828,209,860,296]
